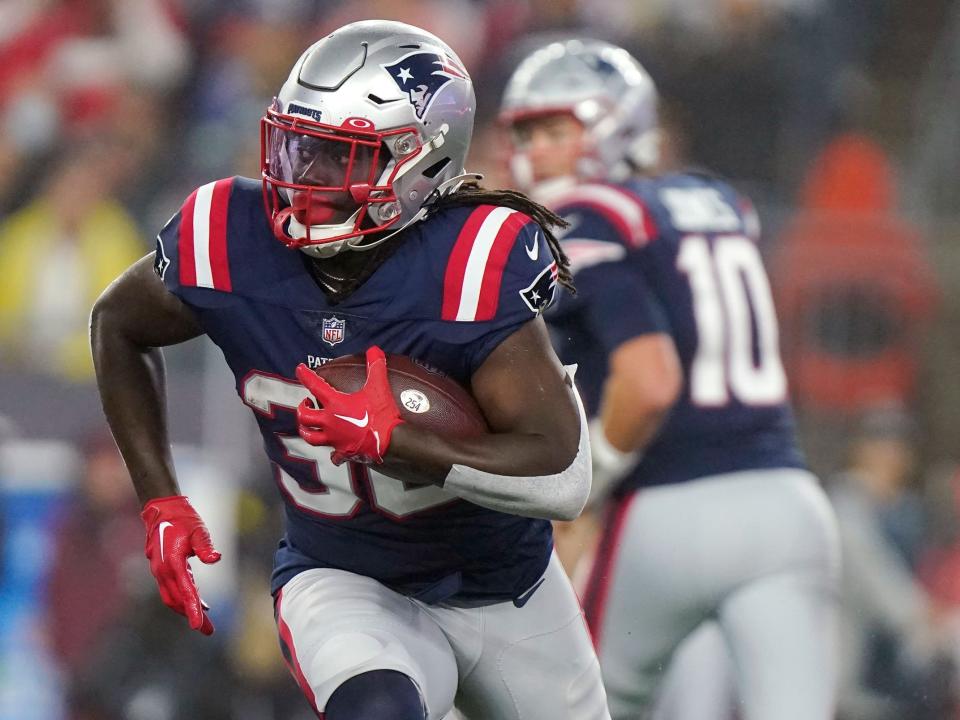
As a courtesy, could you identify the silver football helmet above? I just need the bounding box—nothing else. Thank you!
[500,39,659,190]
[261,20,476,258]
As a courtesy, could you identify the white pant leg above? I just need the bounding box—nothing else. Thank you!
[590,469,840,720]
[423,554,610,720]
[276,568,459,717]
[653,623,736,720]
[720,569,839,720]
[588,491,705,719]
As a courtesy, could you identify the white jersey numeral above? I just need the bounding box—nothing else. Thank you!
[676,234,787,407]
[241,372,457,517]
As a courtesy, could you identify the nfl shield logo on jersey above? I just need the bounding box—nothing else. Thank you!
[321,317,346,346]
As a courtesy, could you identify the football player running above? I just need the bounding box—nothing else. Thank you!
[500,40,841,720]
[91,21,610,720]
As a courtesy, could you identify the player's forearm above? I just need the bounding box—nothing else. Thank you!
[601,333,681,452]
[385,424,576,483]
[600,372,674,452]
[91,303,181,506]
[383,399,590,521]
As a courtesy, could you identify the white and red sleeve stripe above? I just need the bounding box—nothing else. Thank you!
[178,178,234,291]
[442,205,530,322]
[554,183,657,248]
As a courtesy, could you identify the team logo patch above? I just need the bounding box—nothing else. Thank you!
[154,234,170,279]
[287,102,323,122]
[383,51,467,119]
[400,389,430,414]
[519,262,559,314]
[321,317,346,346]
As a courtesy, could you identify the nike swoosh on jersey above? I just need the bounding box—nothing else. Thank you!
[525,232,540,261]
[512,577,545,608]
[158,521,173,562]
[334,411,369,428]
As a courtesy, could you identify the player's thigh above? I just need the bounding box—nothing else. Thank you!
[584,492,707,717]
[710,470,840,720]
[447,555,610,720]
[275,567,458,717]
[653,622,736,720]
[719,569,839,720]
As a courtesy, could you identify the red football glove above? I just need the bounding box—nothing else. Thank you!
[140,495,221,635]
[295,346,404,465]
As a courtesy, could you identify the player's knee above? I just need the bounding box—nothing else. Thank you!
[324,670,427,720]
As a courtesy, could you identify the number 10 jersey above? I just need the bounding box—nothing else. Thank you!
[546,172,805,494]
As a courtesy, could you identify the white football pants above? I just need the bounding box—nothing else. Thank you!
[275,553,610,719]
[584,468,840,720]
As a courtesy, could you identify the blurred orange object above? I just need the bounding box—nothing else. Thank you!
[773,133,938,412]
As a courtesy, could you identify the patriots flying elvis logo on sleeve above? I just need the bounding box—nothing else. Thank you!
[154,234,170,280]
[520,262,559,314]
[384,52,467,119]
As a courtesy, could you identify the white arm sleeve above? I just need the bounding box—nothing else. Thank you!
[442,374,591,521]
[586,417,641,508]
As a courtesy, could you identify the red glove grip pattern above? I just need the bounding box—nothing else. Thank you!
[295,346,404,465]
[141,495,221,635]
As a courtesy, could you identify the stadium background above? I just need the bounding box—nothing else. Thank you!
[0,0,958,718]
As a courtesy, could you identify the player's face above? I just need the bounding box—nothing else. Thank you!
[510,113,585,182]
[268,128,388,225]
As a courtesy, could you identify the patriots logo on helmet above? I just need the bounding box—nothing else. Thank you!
[384,52,467,119]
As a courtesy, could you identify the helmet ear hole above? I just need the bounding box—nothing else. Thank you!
[422,157,451,179]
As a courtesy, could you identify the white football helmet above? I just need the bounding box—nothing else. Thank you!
[261,20,476,258]
[500,39,659,190]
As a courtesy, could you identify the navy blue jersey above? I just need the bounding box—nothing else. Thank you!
[546,174,804,491]
[154,177,560,605]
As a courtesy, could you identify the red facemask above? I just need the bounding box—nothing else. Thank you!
[260,106,422,251]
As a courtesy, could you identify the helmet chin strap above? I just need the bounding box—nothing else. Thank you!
[509,154,534,191]
[529,175,577,205]
[509,151,577,203]
[304,173,483,258]
[286,209,362,259]
[294,172,484,259]
[627,129,661,173]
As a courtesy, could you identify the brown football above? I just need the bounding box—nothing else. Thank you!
[312,354,489,438]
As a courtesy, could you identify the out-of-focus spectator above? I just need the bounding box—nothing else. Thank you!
[229,569,315,720]
[0,138,146,380]
[185,15,304,182]
[773,132,939,414]
[1,0,190,157]
[315,0,488,70]
[0,134,27,216]
[68,593,234,720]
[829,404,955,720]
[45,431,142,677]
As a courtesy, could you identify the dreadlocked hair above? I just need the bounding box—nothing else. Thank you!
[430,183,575,294]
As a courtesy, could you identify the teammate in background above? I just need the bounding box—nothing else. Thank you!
[500,40,842,720]
[91,21,610,720]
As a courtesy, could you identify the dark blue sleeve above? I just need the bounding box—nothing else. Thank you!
[460,220,559,374]
[577,259,670,353]
[152,183,236,311]
[559,205,670,353]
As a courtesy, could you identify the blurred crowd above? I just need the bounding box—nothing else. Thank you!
[1,0,959,718]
